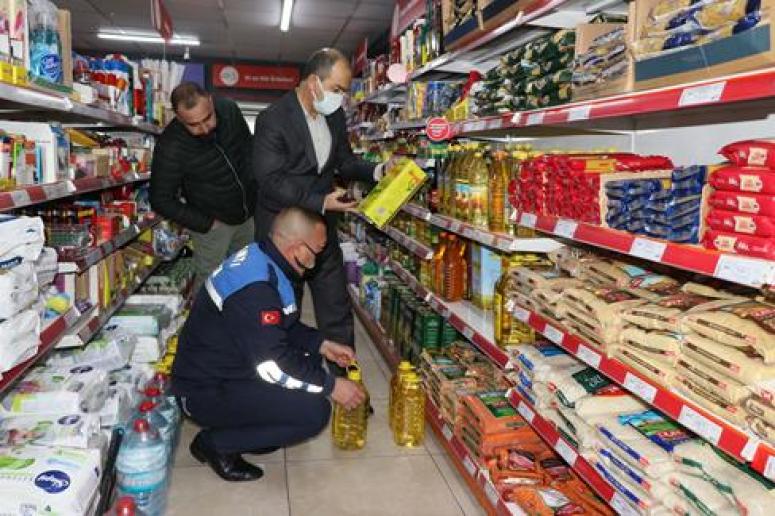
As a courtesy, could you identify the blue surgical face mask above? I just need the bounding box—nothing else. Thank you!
[312,77,343,116]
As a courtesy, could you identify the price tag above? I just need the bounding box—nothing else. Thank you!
[742,434,762,462]
[519,212,537,228]
[554,439,578,466]
[679,81,726,107]
[526,112,545,126]
[543,324,564,345]
[505,298,516,313]
[630,237,667,262]
[510,112,522,125]
[765,456,775,480]
[678,405,722,445]
[554,219,578,239]
[65,180,76,193]
[63,308,79,326]
[462,327,475,341]
[714,254,774,288]
[624,372,657,403]
[513,306,530,323]
[42,183,66,199]
[463,455,479,477]
[449,221,461,232]
[484,481,499,506]
[568,104,592,121]
[577,344,602,369]
[505,502,524,516]
[9,189,30,206]
[510,209,518,223]
[442,424,454,442]
[517,401,535,423]
[611,492,638,516]
[424,292,433,302]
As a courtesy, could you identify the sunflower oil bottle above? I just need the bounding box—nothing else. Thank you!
[442,235,466,301]
[469,150,489,228]
[332,364,369,450]
[431,231,449,294]
[489,150,510,233]
[393,372,425,447]
[439,145,456,215]
[454,146,473,221]
[389,361,415,432]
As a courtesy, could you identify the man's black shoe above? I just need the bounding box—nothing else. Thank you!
[190,432,264,482]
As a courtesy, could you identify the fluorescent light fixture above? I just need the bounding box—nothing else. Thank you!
[98,31,200,46]
[280,0,294,32]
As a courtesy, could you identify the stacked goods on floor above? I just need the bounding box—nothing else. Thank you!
[471,30,576,116]
[419,345,612,515]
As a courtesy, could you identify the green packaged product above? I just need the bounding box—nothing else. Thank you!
[441,320,459,347]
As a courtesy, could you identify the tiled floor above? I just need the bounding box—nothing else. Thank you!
[167,301,486,516]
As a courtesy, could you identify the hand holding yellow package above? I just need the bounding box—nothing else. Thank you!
[359,158,428,229]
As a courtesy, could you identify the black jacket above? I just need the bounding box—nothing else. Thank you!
[171,238,334,397]
[150,96,256,233]
[252,91,375,239]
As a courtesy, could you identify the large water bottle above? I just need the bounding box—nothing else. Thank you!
[116,418,169,516]
[137,400,173,456]
[143,386,180,428]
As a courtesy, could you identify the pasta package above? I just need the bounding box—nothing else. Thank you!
[706,209,775,236]
[709,166,775,193]
[702,230,775,260]
[719,140,775,169]
[681,300,775,360]
[708,190,775,216]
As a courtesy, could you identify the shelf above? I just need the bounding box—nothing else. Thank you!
[505,389,633,515]
[388,119,427,132]
[58,216,160,273]
[388,259,509,369]
[0,306,81,394]
[511,301,775,480]
[0,172,151,212]
[347,285,400,370]
[347,121,375,132]
[353,83,407,106]
[363,131,395,141]
[57,258,163,348]
[451,68,775,136]
[426,398,527,516]
[514,211,775,289]
[403,204,564,253]
[0,81,161,134]
[384,226,434,260]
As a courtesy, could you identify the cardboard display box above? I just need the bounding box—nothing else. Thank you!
[632,0,775,91]
[443,0,532,51]
[573,22,634,102]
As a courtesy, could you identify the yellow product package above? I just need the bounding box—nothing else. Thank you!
[359,159,428,229]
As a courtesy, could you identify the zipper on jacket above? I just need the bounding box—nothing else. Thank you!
[214,142,249,221]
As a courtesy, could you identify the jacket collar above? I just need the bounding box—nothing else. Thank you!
[259,238,300,281]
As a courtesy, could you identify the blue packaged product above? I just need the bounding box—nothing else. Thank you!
[671,179,705,195]
[646,223,699,243]
[672,165,706,182]
[608,196,649,211]
[648,209,700,227]
[627,219,647,233]
[648,195,701,214]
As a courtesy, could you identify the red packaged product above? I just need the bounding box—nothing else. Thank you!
[720,140,775,168]
[708,191,775,216]
[706,209,775,236]
[709,166,775,193]
[702,230,775,260]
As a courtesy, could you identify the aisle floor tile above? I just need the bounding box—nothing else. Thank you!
[286,397,428,462]
[431,452,488,516]
[357,356,390,400]
[167,460,289,516]
[287,455,464,516]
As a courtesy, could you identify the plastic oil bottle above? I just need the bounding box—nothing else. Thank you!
[332,363,369,450]
[493,268,514,349]
[454,146,471,221]
[442,235,465,301]
[389,361,415,432]
[469,150,489,228]
[431,232,449,294]
[489,150,510,233]
[393,372,425,447]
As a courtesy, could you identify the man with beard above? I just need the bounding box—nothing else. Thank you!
[150,82,256,293]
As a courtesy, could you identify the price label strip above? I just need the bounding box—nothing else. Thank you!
[519,213,537,228]
[567,104,592,122]
[554,219,578,239]
[554,439,578,466]
[679,81,726,107]
[9,189,31,207]
[526,112,545,126]
[517,401,535,423]
[678,405,722,445]
[513,306,530,322]
[463,455,479,477]
[630,237,667,262]
[543,324,565,345]
[577,344,602,369]
[442,424,454,442]
[714,254,775,288]
[484,481,499,506]
[623,372,657,403]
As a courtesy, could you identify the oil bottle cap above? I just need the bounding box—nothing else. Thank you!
[138,400,157,413]
[398,361,413,372]
[347,363,362,381]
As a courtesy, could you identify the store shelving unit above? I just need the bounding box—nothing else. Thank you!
[383,226,434,260]
[0,172,151,212]
[510,301,775,479]
[348,285,400,370]
[403,203,564,253]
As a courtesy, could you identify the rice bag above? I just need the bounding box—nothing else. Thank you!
[706,209,775,236]
[667,472,740,516]
[581,260,651,287]
[549,367,623,408]
[46,330,136,371]
[672,373,748,425]
[720,139,775,168]
[622,293,713,332]
[0,262,38,320]
[681,332,775,385]
[612,347,676,385]
[594,445,670,498]
[0,413,101,449]
[575,394,648,420]
[709,190,775,216]
[592,415,677,478]
[675,357,750,404]
[510,344,580,381]
[710,165,775,193]
[618,327,681,362]
[590,457,663,513]
[702,229,775,260]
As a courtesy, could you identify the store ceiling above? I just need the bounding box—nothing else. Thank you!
[56,0,395,63]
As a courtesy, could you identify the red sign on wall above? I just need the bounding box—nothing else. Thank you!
[212,64,300,90]
[150,0,173,41]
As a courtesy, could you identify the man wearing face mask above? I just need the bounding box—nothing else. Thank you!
[253,48,390,368]
[150,82,256,294]
[172,207,366,482]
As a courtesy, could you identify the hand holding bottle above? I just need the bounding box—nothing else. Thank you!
[320,340,355,368]
[331,377,367,410]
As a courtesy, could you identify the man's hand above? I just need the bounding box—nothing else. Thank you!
[323,187,358,213]
[331,377,367,410]
[320,340,356,368]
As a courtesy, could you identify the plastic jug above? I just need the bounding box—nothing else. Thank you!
[143,387,180,427]
[393,372,425,447]
[109,496,148,516]
[332,363,369,450]
[116,419,169,516]
[389,361,415,432]
[136,400,173,455]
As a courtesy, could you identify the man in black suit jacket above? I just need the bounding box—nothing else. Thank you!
[252,48,388,363]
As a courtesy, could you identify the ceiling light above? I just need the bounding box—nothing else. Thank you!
[280,0,294,32]
[97,31,200,46]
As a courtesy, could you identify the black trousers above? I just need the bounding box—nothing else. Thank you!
[293,235,355,353]
[179,378,331,454]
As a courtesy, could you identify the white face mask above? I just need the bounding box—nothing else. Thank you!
[312,77,343,116]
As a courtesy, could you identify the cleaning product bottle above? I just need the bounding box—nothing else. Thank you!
[332,363,369,450]
[393,372,425,447]
[389,361,415,431]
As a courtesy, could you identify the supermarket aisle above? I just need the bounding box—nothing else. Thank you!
[167,298,486,516]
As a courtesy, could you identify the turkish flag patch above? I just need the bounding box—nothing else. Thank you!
[260,310,281,326]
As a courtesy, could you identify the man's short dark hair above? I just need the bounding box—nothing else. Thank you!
[171,82,209,112]
[301,48,348,81]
